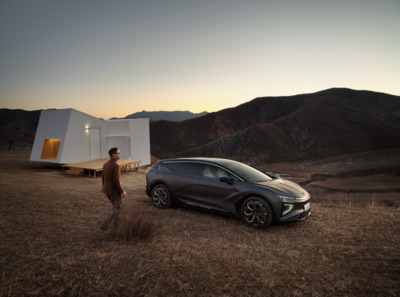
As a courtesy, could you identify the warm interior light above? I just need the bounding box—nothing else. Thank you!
[40,139,61,160]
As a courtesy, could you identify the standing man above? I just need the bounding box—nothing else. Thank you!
[101,147,127,231]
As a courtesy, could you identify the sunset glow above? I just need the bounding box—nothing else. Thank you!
[1,0,399,119]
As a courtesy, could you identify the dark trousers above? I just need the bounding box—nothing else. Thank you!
[102,194,122,227]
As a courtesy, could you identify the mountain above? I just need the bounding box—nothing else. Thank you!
[122,110,208,122]
[2,88,400,164]
[0,109,42,150]
[150,88,400,164]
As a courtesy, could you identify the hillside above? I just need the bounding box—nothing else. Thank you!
[150,88,400,163]
[0,109,41,150]
[1,88,400,163]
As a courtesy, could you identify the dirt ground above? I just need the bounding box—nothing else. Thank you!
[260,148,400,207]
[3,148,399,204]
[1,150,399,296]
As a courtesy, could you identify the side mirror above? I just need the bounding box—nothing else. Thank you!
[219,177,234,184]
[265,171,280,179]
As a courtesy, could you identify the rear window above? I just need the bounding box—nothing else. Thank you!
[164,161,202,176]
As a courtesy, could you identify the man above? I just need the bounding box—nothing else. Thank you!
[101,147,127,231]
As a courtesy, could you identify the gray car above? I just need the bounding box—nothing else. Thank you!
[145,157,311,228]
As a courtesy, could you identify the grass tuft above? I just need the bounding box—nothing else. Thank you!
[109,210,160,242]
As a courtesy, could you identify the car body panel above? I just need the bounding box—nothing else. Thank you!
[167,172,199,205]
[254,179,309,198]
[196,176,239,212]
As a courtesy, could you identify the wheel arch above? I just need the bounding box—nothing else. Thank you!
[150,182,174,209]
[235,193,276,222]
[149,179,171,193]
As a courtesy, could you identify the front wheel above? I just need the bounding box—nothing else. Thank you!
[241,197,273,228]
[151,184,172,209]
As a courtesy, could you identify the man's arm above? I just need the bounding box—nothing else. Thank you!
[113,164,126,196]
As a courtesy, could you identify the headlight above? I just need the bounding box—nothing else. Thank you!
[282,203,294,216]
[277,195,297,202]
[278,194,310,203]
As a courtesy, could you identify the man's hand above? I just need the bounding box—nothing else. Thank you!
[122,190,127,197]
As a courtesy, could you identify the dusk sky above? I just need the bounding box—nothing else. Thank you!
[1,0,399,120]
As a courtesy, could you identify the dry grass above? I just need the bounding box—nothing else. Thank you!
[0,151,399,296]
[310,191,400,208]
[106,210,160,243]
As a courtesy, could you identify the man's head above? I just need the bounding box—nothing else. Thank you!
[108,147,121,160]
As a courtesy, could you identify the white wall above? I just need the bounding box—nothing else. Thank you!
[89,128,101,160]
[129,118,151,165]
[60,109,106,164]
[106,136,131,159]
[107,119,130,136]
[30,109,71,163]
[105,118,151,165]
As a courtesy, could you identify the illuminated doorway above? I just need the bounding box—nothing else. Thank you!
[40,139,61,160]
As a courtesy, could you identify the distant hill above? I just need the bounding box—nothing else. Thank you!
[0,109,41,150]
[150,88,400,164]
[121,110,208,122]
[2,88,400,164]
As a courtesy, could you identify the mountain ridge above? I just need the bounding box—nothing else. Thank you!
[150,88,400,163]
[1,88,400,164]
[117,110,208,122]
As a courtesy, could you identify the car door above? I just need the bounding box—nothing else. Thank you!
[196,164,239,213]
[165,161,201,206]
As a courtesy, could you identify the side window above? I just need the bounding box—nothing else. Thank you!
[180,163,202,176]
[202,165,215,178]
[165,162,201,176]
[202,165,234,179]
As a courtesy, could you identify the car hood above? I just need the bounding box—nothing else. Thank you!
[254,178,309,198]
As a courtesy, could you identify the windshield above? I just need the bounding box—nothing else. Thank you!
[218,160,273,182]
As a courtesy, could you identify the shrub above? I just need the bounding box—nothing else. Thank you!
[109,210,160,242]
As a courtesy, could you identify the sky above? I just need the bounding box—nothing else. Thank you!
[1,0,399,120]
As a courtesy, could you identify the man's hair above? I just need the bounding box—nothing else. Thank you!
[108,147,119,157]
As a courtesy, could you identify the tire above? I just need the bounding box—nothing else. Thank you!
[241,197,273,228]
[151,184,172,209]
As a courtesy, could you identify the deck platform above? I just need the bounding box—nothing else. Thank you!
[62,159,141,178]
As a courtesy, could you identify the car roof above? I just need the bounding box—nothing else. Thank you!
[160,157,236,165]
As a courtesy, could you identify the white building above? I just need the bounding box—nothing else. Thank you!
[30,109,150,165]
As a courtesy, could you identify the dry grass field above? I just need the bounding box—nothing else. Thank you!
[1,151,399,297]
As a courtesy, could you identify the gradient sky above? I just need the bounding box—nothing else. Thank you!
[1,0,399,119]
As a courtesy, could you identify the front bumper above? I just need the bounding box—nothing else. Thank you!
[279,202,311,222]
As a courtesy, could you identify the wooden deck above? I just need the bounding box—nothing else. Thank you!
[62,159,141,178]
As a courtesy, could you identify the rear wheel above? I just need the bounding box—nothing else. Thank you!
[151,184,172,209]
[241,197,273,228]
